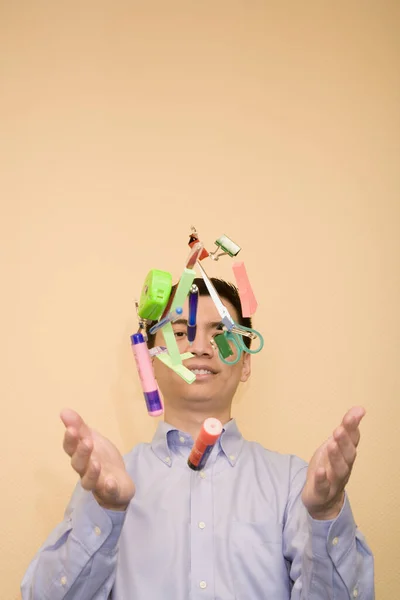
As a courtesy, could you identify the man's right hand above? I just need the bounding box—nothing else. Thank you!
[60,409,135,511]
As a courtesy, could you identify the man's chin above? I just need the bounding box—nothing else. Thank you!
[181,386,218,403]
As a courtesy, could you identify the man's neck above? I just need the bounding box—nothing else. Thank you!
[163,405,232,439]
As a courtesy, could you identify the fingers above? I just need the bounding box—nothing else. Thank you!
[70,438,93,476]
[333,426,357,467]
[60,409,92,439]
[341,406,366,447]
[92,477,121,508]
[61,409,93,459]
[60,410,107,495]
[326,438,351,481]
[304,408,365,519]
[81,459,101,491]
[325,413,362,487]
[313,409,364,498]
[63,427,79,456]
[104,477,119,498]
[326,408,365,485]
[313,466,330,495]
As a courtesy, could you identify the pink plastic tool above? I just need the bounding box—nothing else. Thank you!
[131,333,163,417]
[232,261,258,317]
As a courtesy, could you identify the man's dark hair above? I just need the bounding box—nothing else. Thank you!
[146,277,252,349]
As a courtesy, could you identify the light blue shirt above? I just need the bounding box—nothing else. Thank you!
[21,419,374,599]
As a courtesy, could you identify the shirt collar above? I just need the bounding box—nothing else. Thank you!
[151,418,244,467]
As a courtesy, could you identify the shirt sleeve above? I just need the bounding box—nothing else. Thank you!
[283,459,375,600]
[21,483,127,600]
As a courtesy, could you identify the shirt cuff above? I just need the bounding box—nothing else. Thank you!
[71,490,127,554]
[307,493,356,560]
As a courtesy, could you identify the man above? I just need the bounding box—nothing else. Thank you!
[21,278,375,599]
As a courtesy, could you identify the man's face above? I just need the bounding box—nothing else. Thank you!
[152,295,251,409]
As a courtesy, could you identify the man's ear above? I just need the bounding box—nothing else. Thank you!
[240,353,251,382]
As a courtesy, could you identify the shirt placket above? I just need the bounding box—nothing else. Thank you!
[189,446,217,599]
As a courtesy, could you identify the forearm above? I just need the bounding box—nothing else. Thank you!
[290,495,375,599]
[21,489,126,600]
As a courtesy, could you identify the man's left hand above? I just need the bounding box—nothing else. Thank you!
[301,406,366,520]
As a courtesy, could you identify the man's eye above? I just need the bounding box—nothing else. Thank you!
[212,325,224,338]
[174,330,187,339]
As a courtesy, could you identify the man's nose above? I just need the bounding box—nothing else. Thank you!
[187,328,214,357]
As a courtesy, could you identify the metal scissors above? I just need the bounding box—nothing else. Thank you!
[196,261,235,331]
[196,261,264,364]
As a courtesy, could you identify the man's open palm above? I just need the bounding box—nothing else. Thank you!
[60,409,135,510]
[302,406,365,520]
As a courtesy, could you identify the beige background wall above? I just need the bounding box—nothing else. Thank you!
[1,2,399,598]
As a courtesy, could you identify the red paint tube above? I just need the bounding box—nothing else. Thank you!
[188,418,223,471]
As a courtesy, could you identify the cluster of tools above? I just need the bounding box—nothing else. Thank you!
[130,227,264,470]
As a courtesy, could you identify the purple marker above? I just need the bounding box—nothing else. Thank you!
[131,333,163,417]
[188,284,198,344]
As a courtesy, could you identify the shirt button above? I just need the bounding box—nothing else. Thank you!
[353,589,359,598]
[199,581,207,589]
[198,521,206,529]
[199,471,206,479]
[94,526,101,536]
[179,436,185,443]
[332,536,339,546]
[164,457,171,464]
[60,576,67,586]
[229,454,235,461]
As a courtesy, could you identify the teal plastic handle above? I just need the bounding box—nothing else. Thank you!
[232,324,264,355]
[216,324,264,365]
